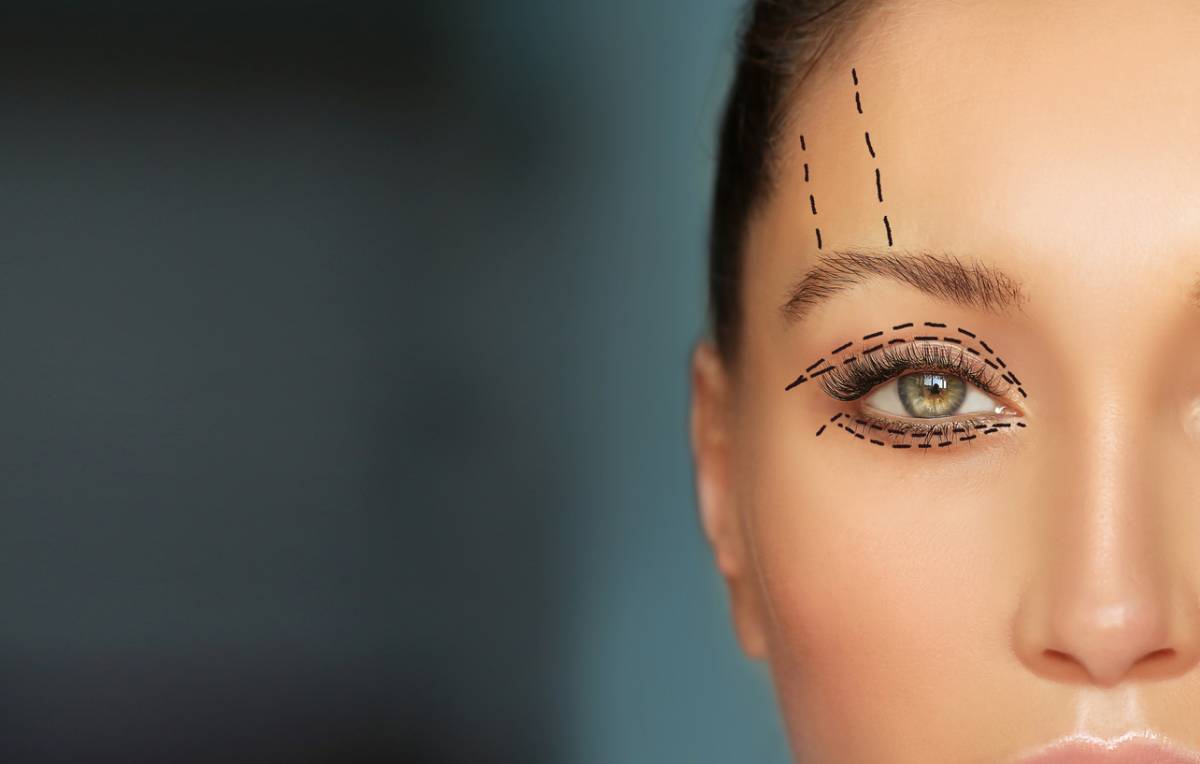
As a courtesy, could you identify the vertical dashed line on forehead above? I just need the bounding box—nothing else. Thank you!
[853,67,893,248]
[801,132,823,250]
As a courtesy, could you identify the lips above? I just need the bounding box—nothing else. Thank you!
[1013,738,1200,764]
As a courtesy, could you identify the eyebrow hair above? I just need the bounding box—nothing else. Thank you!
[780,249,1026,322]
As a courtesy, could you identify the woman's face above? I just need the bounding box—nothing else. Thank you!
[691,1,1200,761]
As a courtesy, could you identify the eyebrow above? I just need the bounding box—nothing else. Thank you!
[780,249,1026,323]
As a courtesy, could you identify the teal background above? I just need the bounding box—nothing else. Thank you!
[407,3,789,761]
[0,1,789,761]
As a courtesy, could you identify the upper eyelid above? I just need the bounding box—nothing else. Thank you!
[816,340,1012,401]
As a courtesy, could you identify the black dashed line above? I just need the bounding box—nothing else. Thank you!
[810,366,836,378]
[938,441,952,447]
[832,341,853,354]
[815,228,823,250]
[810,194,817,215]
[993,423,1012,428]
[870,439,885,446]
[842,355,857,364]
[883,215,893,246]
[893,444,912,449]
[979,340,993,353]
[803,162,809,182]
[862,330,883,340]
[924,322,946,328]
[887,429,905,435]
[1016,422,1027,428]
[918,443,931,449]
[966,347,980,356]
[875,168,883,202]
[854,432,865,440]
[957,328,976,338]
[959,435,976,442]
[983,428,999,434]
[855,91,863,113]
[815,425,827,437]
[985,359,999,370]
[995,357,1007,368]
[785,376,806,391]
[806,358,826,372]
[855,418,868,426]
[893,322,913,329]
[830,413,844,423]
[888,338,906,345]
[800,134,806,151]
[941,337,962,344]
[865,131,875,158]
[1018,387,1027,398]
[914,335,938,341]
[1009,372,1022,385]
[851,67,858,85]
[863,344,884,355]
[1002,372,1015,384]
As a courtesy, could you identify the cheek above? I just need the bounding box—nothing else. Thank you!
[738,419,1017,757]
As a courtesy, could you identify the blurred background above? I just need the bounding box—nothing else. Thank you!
[0,1,787,761]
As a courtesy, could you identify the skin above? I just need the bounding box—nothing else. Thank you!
[690,0,1200,761]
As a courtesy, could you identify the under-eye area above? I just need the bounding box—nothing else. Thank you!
[818,409,1027,450]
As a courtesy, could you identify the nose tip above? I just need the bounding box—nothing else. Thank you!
[1044,597,1176,686]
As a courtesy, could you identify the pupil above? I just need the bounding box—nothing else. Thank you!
[895,372,967,419]
[923,374,947,397]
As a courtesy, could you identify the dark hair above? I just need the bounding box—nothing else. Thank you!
[709,0,871,360]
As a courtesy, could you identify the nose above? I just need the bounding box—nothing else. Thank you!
[1013,411,1200,687]
[1038,563,1183,686]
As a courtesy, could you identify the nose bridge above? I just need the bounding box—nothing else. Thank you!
[1015,381,1199,687]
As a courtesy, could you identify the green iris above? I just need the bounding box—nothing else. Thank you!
[897,373,966,418]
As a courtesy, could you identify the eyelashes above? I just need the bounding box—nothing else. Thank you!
[787,321,1030,450]
[816,342,1006,402]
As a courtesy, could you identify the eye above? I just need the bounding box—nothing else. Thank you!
[862,372,1000,419]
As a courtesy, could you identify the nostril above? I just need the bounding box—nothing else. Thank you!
[1039,646,1179,684]
[1143,647,1175,664]
[1039,648,1090,682]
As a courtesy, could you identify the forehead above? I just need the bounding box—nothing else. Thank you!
[754,0,1200,298]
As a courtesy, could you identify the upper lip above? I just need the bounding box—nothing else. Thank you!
[1010,735,1200,764]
